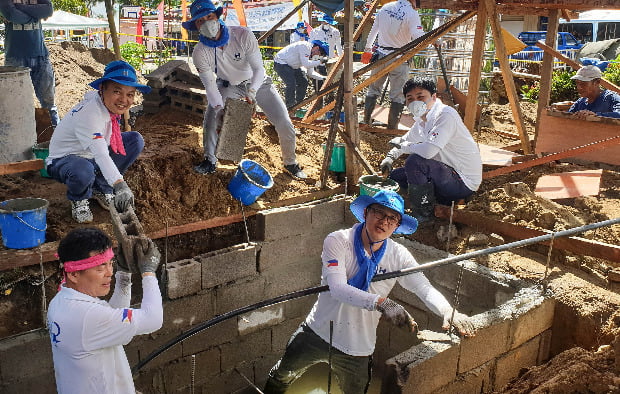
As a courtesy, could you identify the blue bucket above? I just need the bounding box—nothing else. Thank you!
[227,159,274,206]
[0,198,48,249]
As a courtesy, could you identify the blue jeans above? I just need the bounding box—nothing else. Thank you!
[264,324,372,394]
[274,62,307,109]
[390,154,474,205]
[47,132,144,201]
[5,56,60,126]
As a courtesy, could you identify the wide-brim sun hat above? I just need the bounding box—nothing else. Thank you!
[311,40,330,57]
[570,64,602,82]
[350,190,418,235]
[182,0,223,31]
[318,14,338,25]
[296,21,305,29]
[89,60,151,94]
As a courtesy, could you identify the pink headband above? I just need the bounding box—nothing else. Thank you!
[62,248,114,273]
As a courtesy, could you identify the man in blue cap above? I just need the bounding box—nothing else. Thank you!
[184,0,307,179]
[290,21,308,43]
[264,190,475,393]
[273,39,329,109]
[309,13,343,60]
[0,0,60,126]
[46,60,150,223]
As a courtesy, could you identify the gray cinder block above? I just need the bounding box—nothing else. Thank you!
[310,197,346,230]
[256,205,312,241]
[216,98,254,162]
[144,60,190,88]
[198,243,258,290]
[165,259,202,299]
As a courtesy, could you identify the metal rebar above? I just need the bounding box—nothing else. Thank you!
[38,242,47,323]
[241,202,251,245]
[327,320,333,394]
[132,217,620,373]
[542,234,555,293]
[190,354,196,394]
[235,368,264,394]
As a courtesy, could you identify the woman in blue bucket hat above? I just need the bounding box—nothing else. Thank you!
[184,0,308,180]
[265,190,476,393]
[46,60,150,223]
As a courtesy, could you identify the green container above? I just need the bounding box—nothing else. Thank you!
[321,143,346,173]
[358,175,399,196]
[295,108,307,118]
[32,141,50,178]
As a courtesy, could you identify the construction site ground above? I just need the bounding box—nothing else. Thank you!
[1,42,619,392]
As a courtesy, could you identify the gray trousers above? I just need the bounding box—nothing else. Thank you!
[203,76,298,166]
[366,52,410,104]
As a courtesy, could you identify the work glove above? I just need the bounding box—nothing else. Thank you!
[246,88,257,104]
[361,51,373,64]
[389,136,405,149]
[380,155,394,176]
[320,56,329,64]
[115,246,131,273]
[376,298,417,332]
[135,237,161,275]
[442,310,476,337]
[113,180,134,212]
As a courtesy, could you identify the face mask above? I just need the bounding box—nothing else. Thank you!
[311,55,321,61]
[297,28,305,33]
[200,19,220,39]
[408,100,428,117]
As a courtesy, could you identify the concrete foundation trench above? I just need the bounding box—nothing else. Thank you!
[0,196,596,393]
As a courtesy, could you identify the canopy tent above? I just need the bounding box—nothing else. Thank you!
[41,10,108,30]
[310,0,345,15]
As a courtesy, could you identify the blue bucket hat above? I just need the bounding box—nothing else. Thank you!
[296,21,305,29]
[318,14,338,25]
[182,0,223,31]
[89,60,151,94]
[350,190,418,235]
[311,40,330,57]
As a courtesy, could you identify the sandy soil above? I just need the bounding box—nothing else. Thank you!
[1,42,619,391]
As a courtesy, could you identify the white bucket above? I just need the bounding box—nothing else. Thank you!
[0,67,36,164]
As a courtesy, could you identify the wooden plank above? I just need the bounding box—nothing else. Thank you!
[486,0,532,154]
[434,205,620,263]
[535,9,559,144]
[478,143,520,167]
[534,169,602,199]
[0,159,44,175]
[484,133,620,179]
[368,106,415,129]
[535,110,620,165]
[463,3,487,132]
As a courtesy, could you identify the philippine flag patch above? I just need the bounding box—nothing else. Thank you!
[327,259,339,267]
[122,308,133,323]
[92,132,104,140]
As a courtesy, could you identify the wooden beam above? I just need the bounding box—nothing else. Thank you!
[257,0,308,43]
[483,134,620,179]
[0,159,44,175]
[463,4,487,132]
[320,81,345,188]
[535,9,560,146]
[535,41,620,95]
[435,205,620,263]
[486,0,532,154]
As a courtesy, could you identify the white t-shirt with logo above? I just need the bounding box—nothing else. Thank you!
[365,0,424,53]
[47,273,162,394]
[305,224,453,356]
[309,24,343,58]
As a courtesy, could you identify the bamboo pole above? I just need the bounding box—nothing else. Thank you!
[535,9,559,145]
[463,3,487,132]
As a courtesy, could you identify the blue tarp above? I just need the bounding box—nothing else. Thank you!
[310,0,345,16]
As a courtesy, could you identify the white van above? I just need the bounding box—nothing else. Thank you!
[559,10,620,43]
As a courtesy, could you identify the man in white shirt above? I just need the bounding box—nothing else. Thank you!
[264,190,475,393]
[273,39,328,109]
[46,60,149,223]
[184,0,307,179]
[362,0,425,129]
[290,21,308,43]
[380,77,482,222]
[309,14,343,60]
[47,227,163,394]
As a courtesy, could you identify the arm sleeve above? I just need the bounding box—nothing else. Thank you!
[108,271,132,309]
[334,30,343,56]
[87,138,123,186]
[193,46,224,108]
[408,10,425,41]
[400,109,458,158]
[14,0,53,19]
[596,93,620,118]
[244,31,266,92]
[0,0,37,24]
[299,50,322,68]
[401,141,441,158]
[395,247,452,317]
[321,234,380,311]
[82,276,163,351]
[365,19,379,50]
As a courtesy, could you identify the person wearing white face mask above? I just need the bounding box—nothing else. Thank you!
[290,21,308,43]
[379,76,482,222]
[309,14,343,59]
[184,0,307,179]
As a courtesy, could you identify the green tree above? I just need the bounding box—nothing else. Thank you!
[54,0,89,16]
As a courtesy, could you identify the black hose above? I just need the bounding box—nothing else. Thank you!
[132,217,620,374]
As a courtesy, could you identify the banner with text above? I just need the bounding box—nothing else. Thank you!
[225,2,309,31]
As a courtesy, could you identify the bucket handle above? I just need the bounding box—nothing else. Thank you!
[12,213,47,232]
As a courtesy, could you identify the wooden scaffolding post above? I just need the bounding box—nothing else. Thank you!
[486,0,532,154]
[535,9,560,145]
[463,6,487,132]
[342,0,362,186]
[105,0,121,60]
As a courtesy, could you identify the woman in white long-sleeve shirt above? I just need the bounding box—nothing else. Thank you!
[47,228,163,394]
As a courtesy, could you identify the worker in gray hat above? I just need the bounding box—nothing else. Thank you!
[184,0,307,179]
[0,0,60,126]
[568,65,620,119]
[264,190,475,393]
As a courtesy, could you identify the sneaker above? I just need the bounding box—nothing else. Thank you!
[71,200,93,223]
[92,192,114,211]
[194,158,216,174]
[284,164,307,180]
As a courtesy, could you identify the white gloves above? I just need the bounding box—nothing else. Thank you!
[442,310,475,337]
[376,298,417,332]
[246,88,257,104]
[380,156,394,175]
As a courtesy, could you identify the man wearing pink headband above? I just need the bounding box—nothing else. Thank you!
[47,228,163,393]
